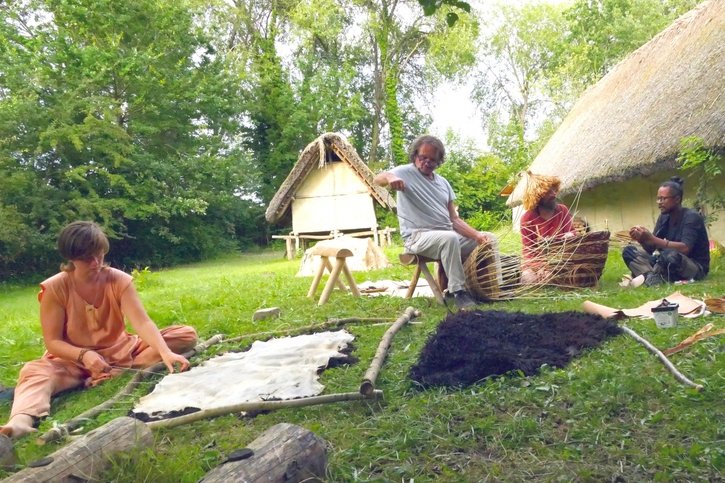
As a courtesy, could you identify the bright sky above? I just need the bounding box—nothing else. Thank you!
[427,0,573,151]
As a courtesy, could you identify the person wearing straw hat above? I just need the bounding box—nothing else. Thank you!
[0,221,198,440]
[623,177,710,286]
[374,135,501,309]
[519,172,576,285]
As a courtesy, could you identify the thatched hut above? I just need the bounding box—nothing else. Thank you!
[507,0,725,243]
[266,133,396,257]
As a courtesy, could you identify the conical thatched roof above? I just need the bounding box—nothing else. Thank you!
[507,0,724,207]
[265,132,395,223]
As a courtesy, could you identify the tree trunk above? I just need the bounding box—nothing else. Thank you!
[4,417,152,482]
[200,423,326,483]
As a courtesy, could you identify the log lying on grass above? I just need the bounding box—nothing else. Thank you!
[200,423,326,483]
[0,434,16,469]
[5,417,152,482]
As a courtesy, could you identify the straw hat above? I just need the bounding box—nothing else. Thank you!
[521,171,561,211]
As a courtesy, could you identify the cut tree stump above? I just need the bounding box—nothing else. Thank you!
[4,417,152,482]
[200,422,326,483]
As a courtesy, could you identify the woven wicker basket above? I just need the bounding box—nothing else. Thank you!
[534,230,611,288]
[463,242,522,300]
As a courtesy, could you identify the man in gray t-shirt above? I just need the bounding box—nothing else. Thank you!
[373,135,500,309]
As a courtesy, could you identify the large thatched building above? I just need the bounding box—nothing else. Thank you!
[507,0,724,243]
[266,133,395,257]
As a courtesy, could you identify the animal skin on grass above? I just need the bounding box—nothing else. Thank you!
[409,310,621,388]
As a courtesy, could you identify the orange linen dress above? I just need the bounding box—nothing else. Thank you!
[10,267,197,419]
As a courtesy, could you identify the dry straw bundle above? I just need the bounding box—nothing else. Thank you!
[521,171,561,211]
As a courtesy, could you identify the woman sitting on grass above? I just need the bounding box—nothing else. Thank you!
[0,221,197,439]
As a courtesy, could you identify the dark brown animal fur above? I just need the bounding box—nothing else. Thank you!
[409,310,621,388]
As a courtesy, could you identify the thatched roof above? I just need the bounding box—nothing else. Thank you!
[507,0,724,207]
[265,132,395,223]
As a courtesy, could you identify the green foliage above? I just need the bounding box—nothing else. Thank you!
[0,0,252,277]
[561,0,700,90]
[472,2,566,168]
[677,136,725,223]
[438,134,511,230]
[417,0,471,26]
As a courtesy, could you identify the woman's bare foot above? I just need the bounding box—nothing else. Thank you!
[0,414,37,439]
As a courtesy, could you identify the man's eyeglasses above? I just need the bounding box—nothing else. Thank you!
[656,195,676,202]
[416,154,439,167]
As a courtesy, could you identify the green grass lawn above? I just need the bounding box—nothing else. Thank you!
[1,243,723,482]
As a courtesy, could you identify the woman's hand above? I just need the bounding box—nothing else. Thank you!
[80,350,112,378]
[160,351,190,374]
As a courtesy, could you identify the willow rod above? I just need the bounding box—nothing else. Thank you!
[359,307,420,396]
[147,390,383,430]
[621,326,703,391]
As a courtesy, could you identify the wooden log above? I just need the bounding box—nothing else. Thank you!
[0,434,16,469]
[5,417,152,482]
[360,307,420,395]
[200,422,326,483]
[621,326,704,391]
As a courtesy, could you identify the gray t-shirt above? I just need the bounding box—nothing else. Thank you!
[390,163,456,240]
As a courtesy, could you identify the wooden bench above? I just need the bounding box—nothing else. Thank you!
[307,246,361,305]
[399,253,446,305]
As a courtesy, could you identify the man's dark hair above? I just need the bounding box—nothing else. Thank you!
[660,176,684,199]
[408,135,446,165]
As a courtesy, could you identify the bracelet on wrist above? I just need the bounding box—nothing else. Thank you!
[77,348,90,363]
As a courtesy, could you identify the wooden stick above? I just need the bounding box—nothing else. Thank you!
[360,307,420,395]
[621,326,704,391]
[146,390,383,430]
[37,334,225,445]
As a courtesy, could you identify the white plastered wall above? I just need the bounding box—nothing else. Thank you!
[291,162,377,234]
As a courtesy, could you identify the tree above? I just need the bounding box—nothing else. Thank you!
[0,0,252,276]
[562,0,701,90]
[437,131,511,230]
[471,2,566,172]
[356,0,478,166]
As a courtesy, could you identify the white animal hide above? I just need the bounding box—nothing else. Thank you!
[132,330,354,418]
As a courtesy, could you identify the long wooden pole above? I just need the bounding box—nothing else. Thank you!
[359,307,420,396]
[621,326,704,391]
[146,390,384,430]
[37,334,225,445]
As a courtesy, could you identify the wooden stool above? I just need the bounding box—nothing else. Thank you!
[307,246,361,305]
[399,253,446,305]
